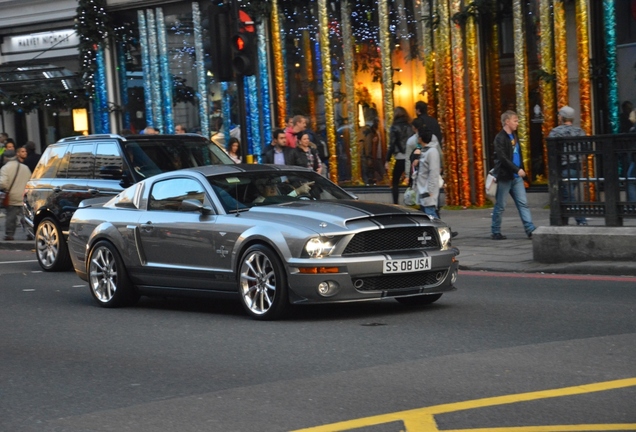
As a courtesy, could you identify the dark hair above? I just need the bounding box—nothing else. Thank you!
[411,117,424,129]
[272,128,285,140]
[296,131,310,141]
[393,106,411,124]
[415,101,428,115]
[25,141,36,152]
[227,137,241,155]
[417,125,433,144]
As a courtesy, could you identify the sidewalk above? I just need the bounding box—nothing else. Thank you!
[2,204,636,276]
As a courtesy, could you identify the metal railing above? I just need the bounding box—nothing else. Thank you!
[547,133,636,226]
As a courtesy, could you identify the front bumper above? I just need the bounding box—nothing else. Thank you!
[286,250,459,304]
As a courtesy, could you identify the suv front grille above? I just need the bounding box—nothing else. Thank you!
[353,270,447,292]
[343,227,439,255]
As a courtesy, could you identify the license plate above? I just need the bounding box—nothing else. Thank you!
[383,257,431,274]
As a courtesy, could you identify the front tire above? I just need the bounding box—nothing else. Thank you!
[35,217,72,271]
[396,293,443,306]
[88,241,138,308]
[238,244,288,320]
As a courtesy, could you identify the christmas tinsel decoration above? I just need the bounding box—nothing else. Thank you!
[75,0,111,97]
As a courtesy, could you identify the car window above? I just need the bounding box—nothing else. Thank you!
[94,142,124,176]
[123,138,233,179]
[207,171,353,212]
[66,143,95,179]
[30,145,68,180]
[148,178,207,211]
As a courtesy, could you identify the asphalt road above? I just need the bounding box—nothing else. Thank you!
[1,254,635,432]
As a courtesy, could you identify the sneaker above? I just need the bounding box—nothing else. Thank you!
[491,233,507,240]
[451,231,459,238]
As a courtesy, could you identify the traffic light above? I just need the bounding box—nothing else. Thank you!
[231,10,257,76]
[205,2,233,82]
[231,32,256,76]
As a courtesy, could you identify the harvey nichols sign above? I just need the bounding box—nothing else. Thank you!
[2,30,79,55]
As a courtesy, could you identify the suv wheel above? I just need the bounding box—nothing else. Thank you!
[36,217,72,271]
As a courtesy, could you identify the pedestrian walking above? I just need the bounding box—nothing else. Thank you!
[490,110,536,240]
[0,150,32,241]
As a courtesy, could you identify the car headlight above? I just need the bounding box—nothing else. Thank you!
[305,237,335,258]
[437,226,452,251]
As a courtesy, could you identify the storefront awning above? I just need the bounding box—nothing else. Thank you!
[0,64,83,96]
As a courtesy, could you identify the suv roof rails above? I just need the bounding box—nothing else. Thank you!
[57,134,123,143]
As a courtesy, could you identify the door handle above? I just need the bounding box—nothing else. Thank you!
[88,189,99,195]
[53,187,62,193]
[140,223,154,232]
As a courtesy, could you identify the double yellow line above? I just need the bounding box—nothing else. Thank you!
[294,377,636,432]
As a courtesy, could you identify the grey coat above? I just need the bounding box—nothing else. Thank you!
[412,140,442,208]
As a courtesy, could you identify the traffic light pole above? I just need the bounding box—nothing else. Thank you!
[230,0,249,160]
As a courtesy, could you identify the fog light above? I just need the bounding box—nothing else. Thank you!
[451,269,458,284]
[317,281,340,297]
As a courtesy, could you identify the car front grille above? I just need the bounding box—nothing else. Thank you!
[343,227,439,255]
[353,270,447,292]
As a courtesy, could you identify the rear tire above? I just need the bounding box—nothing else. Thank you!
[396,293,442,306]
[35,217,72,271]
[88,241,139,308]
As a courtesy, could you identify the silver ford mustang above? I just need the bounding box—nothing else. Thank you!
[68,164,459,320]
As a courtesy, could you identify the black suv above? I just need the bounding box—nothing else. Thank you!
[24,133,234,271]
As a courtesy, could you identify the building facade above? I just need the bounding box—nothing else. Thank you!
[0,0,635,205]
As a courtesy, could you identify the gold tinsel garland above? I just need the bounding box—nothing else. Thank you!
[553,0,569,111]
[437,0,458,206]
[317,0,338,182]
[539,0,556,180]
[466,15,485,206]
[513,0,531,179]
[378,0,394,152]
[270,0,286,127]
[576,0,595,200]
[451,0,470,207]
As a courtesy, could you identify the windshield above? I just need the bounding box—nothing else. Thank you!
[207,170,354,212]
[123,138,233,179]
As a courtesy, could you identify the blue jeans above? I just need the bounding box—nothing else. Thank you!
[561,168,587,225]
[491,176,536,236]
[421,205,439,218]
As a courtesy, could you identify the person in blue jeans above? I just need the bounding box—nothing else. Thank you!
[491,110,536,240]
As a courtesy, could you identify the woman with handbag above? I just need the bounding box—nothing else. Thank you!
[0,150,31,241]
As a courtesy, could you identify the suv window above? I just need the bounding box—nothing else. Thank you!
[66,143,94,178]
[124,137,229,179]
[95,142,124,177]
[30,145,67,180]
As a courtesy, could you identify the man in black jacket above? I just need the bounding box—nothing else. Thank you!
[415,101,443,145]
[490,110,536,240]
[263,129,291,165]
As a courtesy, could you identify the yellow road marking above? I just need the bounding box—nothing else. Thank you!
[293,377,636,432]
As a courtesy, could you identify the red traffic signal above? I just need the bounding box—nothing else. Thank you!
[231,32,256,76]
[233,34,246,52]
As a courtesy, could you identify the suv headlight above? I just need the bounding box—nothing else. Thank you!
[304,237,335,258]
[437,226,452,251]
